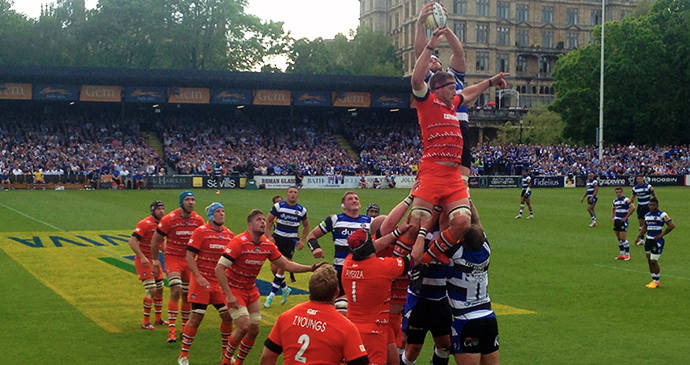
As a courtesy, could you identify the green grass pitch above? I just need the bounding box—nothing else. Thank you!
[1,187,689,364]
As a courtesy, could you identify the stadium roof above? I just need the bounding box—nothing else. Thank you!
[0,65,412,93]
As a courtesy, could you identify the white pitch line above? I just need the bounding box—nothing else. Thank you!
[0,201,128,262]
[594,264,690,281]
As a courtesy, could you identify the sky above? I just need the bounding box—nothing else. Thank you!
[11,0,362,41]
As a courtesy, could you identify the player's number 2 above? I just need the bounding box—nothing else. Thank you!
[295,334,310,363]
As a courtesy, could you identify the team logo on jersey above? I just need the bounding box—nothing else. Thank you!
[359,345,366,352]
[218,233,223,239]
[307,309,318,315]
[191,293,196,299]
[185,220,189,226]
[360,223,367,228]
[464,337,479,347]
[255,246,260,253]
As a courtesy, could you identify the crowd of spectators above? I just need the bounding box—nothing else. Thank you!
[4,112,690,186]
[0,117,164,188]
[161,113,359,177]
[471,144,690,177]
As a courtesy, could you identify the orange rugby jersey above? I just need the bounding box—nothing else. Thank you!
[265,301,369,365]
[342,255,409,333]
[187,224,234,282]
[156,209,205,259]
[220,231,281,290]
[415,91,464,165]
[132,216,159,260]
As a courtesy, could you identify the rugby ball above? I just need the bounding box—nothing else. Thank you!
[426,2,447,29]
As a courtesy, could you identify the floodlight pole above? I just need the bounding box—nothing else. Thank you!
[598,0,605,162]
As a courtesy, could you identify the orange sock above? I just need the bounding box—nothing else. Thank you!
[234,336,256,365]
[142,297,153,324]
[220,322,233,353]
[181,302,191,326]
[153,297,163,322]
[221,335,240,364]
[168,300,179,329]
[180,324,198,358]
[421,229,458,264]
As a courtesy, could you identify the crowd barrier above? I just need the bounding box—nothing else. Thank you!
[139,174,690,189]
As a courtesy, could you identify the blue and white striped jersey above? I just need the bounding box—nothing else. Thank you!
[319,213,371,269]
[270,201,307,239]
[447,67,469,122]
[644,210,672,239]
[521,175,532,191]
[407,228,449,301]
[447,237,492,319]
[586,179,599,197]
[632,183,655,207]
[612,196,632,219]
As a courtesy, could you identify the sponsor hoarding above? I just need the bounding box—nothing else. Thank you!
[34,84,79,101]
[293,91,330,106]
[80,85,122,102]
[125,87,167,103]
[145,176,193,189]
[253,89,290,106]
[332,92,371,107]
[371,92,409,108]
[168,87,210,104]
[0,83,32,100]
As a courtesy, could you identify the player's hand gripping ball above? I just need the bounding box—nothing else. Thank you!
[425,2,447,29]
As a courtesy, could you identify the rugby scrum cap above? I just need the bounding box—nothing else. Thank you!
[366,203,380,213]
[206,202,224,221]
[179,190,195,207]
[150,200,164,212]
[348,229,376,260]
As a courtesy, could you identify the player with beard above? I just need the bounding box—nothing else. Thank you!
[216,209,326,365]
[151,191,205,343]
[128,200,168,330]
[306,191,372,314]
[177,203,235,365]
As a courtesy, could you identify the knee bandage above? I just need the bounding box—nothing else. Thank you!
[192,307,207,315]
[168,276,182,287]
[249,312,262,324]
[155,280,164,291]
[230,306,249,320]
[181,281,189,293]
[650,254,661,261]
[448,205,472,221]
[215,304,228,314]
[410,206,433,219]
[142,279,156,297]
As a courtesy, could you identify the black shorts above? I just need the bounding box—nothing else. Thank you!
[272,234,297,259]
[637,205,650,220]
[613,220,628,232]
[451,315,499,355]
[403,297,453,344]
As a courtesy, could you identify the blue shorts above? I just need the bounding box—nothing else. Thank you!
[521,189,531,199]
[588,196,598,205]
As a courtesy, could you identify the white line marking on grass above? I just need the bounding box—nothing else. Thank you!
[0,201,129,262]
[594,264,690,281]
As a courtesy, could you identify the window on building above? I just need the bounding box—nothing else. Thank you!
[542,31,554,48]
[566,32,579,49]
[476,24,488,44]
[476,51,489,71]
[517,29,529,47]
[497,26,510,46]
[411,1,415,16]
[404,2,409,18]
[516,4,529,22]
[477,0,489,16]
[497,53,509,73]
[567,8,578,25]
[621,10,631,19]
[497,1,510,19]
[542,6,553,23]
[591,10,602,25]
[453,21,466,42]
[539,56,552,75]
[454,0,466,15]
[516,55,527,72]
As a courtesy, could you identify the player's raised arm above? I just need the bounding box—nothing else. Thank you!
[446,24,466,73]
[458,72,510,106]
[412,27,444,92]
[414,1,437,58]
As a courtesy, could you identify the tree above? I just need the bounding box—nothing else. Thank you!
[551,0,690,145]
[495,104,566,145]
[286,26,403,76]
